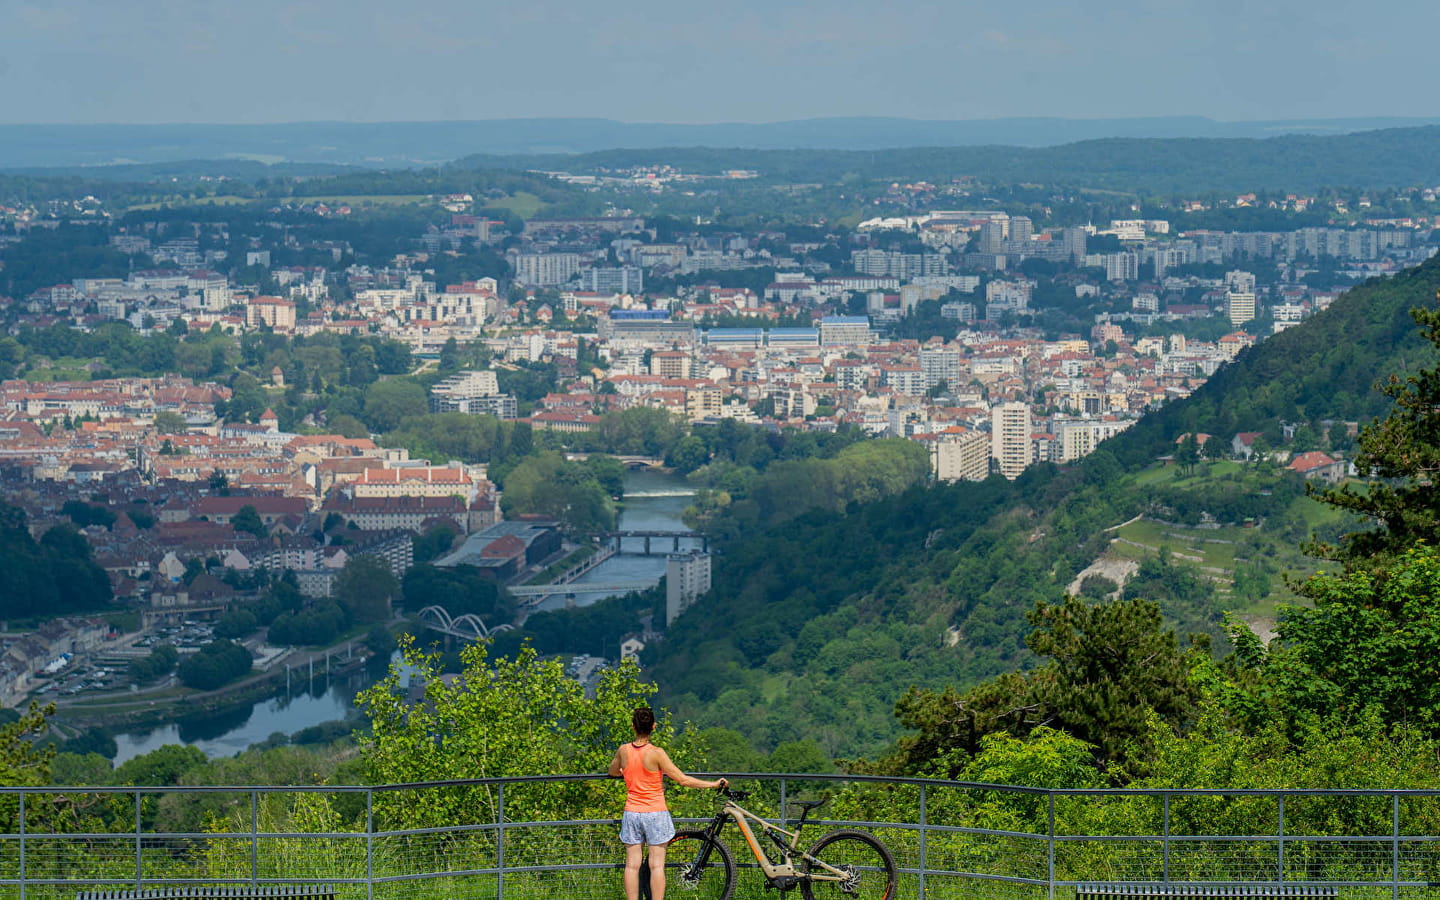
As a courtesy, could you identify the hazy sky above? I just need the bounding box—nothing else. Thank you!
[1,0,1434,124]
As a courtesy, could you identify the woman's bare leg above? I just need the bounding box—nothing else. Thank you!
[624,842,645,900]
[647,842,668,900]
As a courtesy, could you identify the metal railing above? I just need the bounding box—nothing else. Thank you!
[3,775,1440,900]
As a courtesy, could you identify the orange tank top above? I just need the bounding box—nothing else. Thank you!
[622,741,667,813]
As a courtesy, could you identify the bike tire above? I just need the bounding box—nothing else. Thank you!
[799,829,898,900]
[640,829,736,900]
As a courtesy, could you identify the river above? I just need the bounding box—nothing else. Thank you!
[532,467,699,612]
[110,467,694,764]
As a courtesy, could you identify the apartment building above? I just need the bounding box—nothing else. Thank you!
[934,428,990,482]
[990,401,1033,480]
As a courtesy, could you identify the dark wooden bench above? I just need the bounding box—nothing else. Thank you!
[76,887,337,900]
[1076,885,1339,900]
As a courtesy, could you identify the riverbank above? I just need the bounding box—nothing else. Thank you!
[54,640,372,732]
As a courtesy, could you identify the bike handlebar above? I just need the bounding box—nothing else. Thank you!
[719,784,749,801]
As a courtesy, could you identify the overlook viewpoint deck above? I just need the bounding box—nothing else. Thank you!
[1,774,1436,900]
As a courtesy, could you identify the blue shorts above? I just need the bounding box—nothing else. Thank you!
[620,810,675,846]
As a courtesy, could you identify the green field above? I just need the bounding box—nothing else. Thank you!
[485,191,547,219]
[288,194,430,207]
[1080,460,1360,634]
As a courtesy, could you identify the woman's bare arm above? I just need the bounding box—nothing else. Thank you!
[655,747,725,790]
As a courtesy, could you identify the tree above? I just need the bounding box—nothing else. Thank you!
[129,645,178,684]
[231,505,266,540]
[412,522,458,563]
[111,744,207,787]
[883,595,1200,778]
[59,727,117,760]
[177,640,253,690]
[667,435,710,473]
[152,411,188,434]
[334,555,398,624]
[208,471,230,495]
[1026,595,1200,770]
[327,414,370,439]
[501,452,617,533]
[1311,300,1440,565]
[400,564,512,620]
[357,637,700,830]
[362,379,427,432]
[1271,544,1440,732]
[1174,434,1201,475]
[214,608,260,640]
[1203,434,1230,461]
[0,702,57,789]
[765,739,835,774]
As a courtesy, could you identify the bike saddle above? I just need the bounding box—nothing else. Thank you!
[793,799,827,811]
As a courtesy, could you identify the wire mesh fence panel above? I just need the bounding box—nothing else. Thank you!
[504,868,623,900]
[1281,840,1395,883]
[372,784,497,838]
[1399,838,1440,885]
[372,873,497,900]
[371,830,496,879]
[139,835,226,881]
[500,821,617,870]
[6,782,1440,900]
[924,829,1049,882]
[1396,886,1440,900]
[920,875,1049,900]
[17,836,138,883]
[146,791,254,840]
[495,780,618,831]
[1167,838,1282,882]
[254,836,369,880]
[1054,839,1164,882]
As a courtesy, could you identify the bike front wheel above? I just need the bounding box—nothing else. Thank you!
[640,829,736,900]
[799,829,898,900]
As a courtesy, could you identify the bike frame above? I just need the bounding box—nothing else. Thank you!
[691,796,852,886]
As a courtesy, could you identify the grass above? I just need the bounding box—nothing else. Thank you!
[289,194,430,207]
[1095,460,1364,622]
[485,191,547,218]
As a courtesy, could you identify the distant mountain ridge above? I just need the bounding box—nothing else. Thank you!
[2,116,1438,169]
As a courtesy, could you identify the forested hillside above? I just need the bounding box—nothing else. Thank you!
[458,125,1440,193]
[650,255,1440,759]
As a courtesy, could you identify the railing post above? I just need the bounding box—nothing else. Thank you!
[18,792,25,900]
[251,790,259,888]
[918,784,928,900]
[366,790,374,900]
[1392,792,1400,900]
[496,782,506,900]
[779,778,787,825]
[1048,792,1056,900]
[1162,792,1170,883]
[1277,795,1285,884]
[135,790,143,888]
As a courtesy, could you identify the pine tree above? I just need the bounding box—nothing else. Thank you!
[1311,297,1440,566]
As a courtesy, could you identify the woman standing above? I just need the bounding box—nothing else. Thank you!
[609,707,726,900]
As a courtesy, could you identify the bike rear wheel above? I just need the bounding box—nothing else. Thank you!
[640,829,736,900]
[799,829,898,900]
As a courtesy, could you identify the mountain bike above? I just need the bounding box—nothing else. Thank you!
[640,784,897,899]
